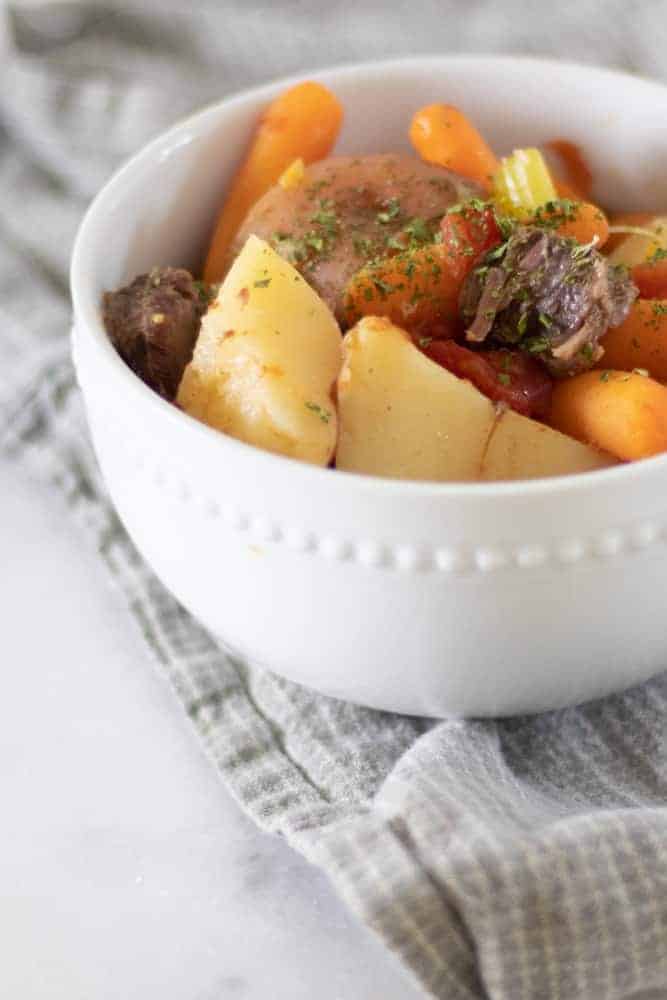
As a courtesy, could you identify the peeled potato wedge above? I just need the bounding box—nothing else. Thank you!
[336,317,497,480]
[336,316,615,482]
[178,235,342,465]
[480,407,616,481]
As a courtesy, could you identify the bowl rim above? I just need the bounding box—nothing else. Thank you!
[70,53,667,501]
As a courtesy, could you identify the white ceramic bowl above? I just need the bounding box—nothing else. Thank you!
[71,56,667,717]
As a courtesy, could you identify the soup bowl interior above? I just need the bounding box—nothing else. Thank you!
[71,57,667,717]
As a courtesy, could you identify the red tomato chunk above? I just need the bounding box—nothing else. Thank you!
[423,339,553,418]
[440,205,504,281]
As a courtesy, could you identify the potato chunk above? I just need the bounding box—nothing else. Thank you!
[335,317,497,481]
[178,235,342,465]
[481,407,616,480]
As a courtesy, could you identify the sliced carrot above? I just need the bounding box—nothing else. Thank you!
[549,369,667,461]
[342,243,462,336]
[533,200,609,248]
[409,104,499,192]
[599,300,667,380]
[545,140,593,201]
[604,212,654,255]
[203,82,343,282]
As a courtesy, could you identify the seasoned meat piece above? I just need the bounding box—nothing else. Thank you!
[103,267,207,400]
[231,154,480,323]
[460,226,638,376]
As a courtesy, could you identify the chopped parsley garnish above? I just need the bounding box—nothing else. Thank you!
[402,216,432,246]
[353,235,374,259]
[305,234,325,253]
[446,196,487,217]
[533,198,579,230]
[648,246,667,264]
[485,242,509,263]
[524,334,550,354]
[373,278,393,298]
[376,198,401,224]
[304,401,331,423]
[310,199,339,236]
[306,178,331,194]
[253,278,271,288]
[496,214,515,240]
[193,279,213,303]
[270,201,340,266]
[497,372,511,386]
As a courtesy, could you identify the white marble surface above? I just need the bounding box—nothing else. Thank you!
[1,455,423,1000]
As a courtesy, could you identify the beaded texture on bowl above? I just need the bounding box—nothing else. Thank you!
[139,454,667,575]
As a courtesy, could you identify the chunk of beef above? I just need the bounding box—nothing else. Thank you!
[103,267,207,400]
[232,154,480,323]
[460,226,638,376]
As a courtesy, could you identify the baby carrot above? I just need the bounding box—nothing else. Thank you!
[599,300,667,381]
[409,104,499,192]
[342,243,462,336]
[550,369,667,461]
[533,200,609,248]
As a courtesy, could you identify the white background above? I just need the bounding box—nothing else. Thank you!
[1,456,422,999]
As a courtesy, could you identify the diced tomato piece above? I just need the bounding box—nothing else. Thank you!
[422,340,553,418]
[632,260,667,299]
[440,205,503,280]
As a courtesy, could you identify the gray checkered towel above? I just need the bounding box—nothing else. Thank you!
[3,3,667,997]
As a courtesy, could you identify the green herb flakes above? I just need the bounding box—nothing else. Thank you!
[373,278,393,298]
[305,401,331,423]
[376,198,401,224]
[525,334,550,354]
